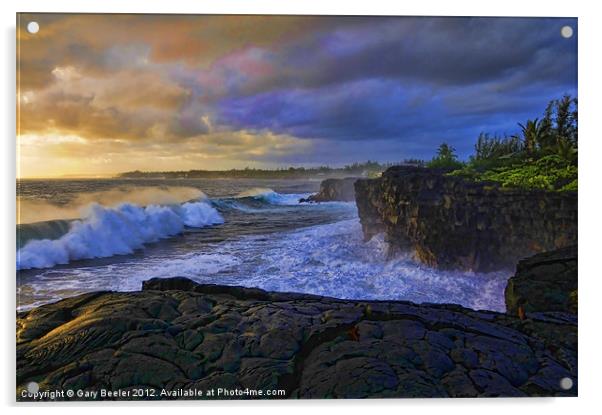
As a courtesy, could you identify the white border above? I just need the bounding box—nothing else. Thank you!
[2,1,601,414]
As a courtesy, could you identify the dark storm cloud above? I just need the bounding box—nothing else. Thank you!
[235,17,576,92]
[211,17,577,158]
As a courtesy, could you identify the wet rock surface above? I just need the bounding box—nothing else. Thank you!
[17,277,577,400]
[355,166,577,271]
[302,177,358,202]
[505,245,577,315]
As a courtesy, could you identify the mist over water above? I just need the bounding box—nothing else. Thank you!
[17,178,511,312]
[17,186,206,224]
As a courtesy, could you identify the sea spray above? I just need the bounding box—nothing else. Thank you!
[17,186,206,224]
[17,201,223,270]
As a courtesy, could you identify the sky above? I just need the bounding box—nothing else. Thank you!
[17,14,577,178]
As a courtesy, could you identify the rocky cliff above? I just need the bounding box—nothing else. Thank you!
[505,245,577,316]
[302,177,358,202]
[17,277,576,400]
[355,166,577,272]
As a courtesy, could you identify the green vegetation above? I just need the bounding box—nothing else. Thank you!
[456,155,577,191]
[426,143,464,170]
[444,95,578,191]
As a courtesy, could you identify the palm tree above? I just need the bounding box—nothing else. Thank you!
[436,143,456,161]
[517,118,547,157]
[555,136,577,164]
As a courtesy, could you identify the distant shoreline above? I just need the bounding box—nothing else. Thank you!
[116,162,393,180]
[18,174,363,181]
[17,161,424,180]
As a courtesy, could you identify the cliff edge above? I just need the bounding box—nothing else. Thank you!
[355,166,577,272]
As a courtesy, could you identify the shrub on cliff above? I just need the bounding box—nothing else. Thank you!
[450,155,577,191]
[446,95,578,191]
[426,143,464,170]
[481,156,577,191]
[469,133,524,170]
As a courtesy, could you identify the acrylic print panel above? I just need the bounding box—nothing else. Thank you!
[16,13,577,400]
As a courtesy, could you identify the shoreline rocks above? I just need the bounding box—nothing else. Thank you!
[17,277,577,400]
[301,177,358,203]
[355,166,577,272]
[505,245,577,316]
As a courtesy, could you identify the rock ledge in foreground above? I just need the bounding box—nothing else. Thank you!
[17,277,577,400]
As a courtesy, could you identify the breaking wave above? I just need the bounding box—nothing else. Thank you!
[17,201,223,270]
[209,188,313,213]
[234,188,309,206]
[16,188,330,270]
[17,186,206,224]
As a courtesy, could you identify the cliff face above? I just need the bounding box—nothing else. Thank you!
[17,277,576,400]
[303,177,358,202]
[355,166,577,272]
[505,245,577,316]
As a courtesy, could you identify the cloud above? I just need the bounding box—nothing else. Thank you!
[17,14,577,175]
[17,14,335,89]
[207,17,577,95]
[19,64,191,140]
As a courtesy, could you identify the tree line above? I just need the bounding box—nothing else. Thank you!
[427,95,578,191]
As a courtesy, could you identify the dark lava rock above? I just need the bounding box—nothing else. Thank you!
[505,245,577,316]
[17,278,577,400]
[354,166,577,272]
[302,178,358,203]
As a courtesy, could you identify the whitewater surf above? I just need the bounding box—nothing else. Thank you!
[16,185,317,270]
[17,178,510,312]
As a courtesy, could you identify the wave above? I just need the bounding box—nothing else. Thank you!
[17,213,509,312]
[34,218,508,312]
[17,186,206,224]
[209,188,313,213]
[17,220,72,250]
[234,188,310,206]
[16,188,335,269]
[17,201,223,270]
[208,219,510,311]
[241,219,510,311]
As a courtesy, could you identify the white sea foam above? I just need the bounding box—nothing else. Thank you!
[17,201,223,270]
[19,217,511,312]
[231,220,510,311]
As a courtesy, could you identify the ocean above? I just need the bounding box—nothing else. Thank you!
[16,178,510,312]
